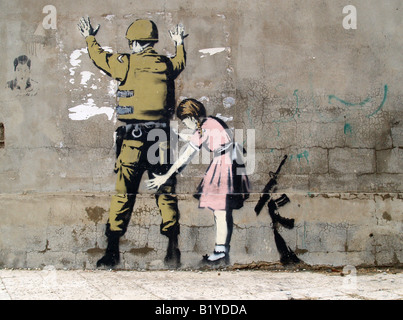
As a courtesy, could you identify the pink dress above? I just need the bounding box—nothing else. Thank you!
[189,117,235,211]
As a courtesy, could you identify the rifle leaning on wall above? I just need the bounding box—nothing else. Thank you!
[254,155,300,265]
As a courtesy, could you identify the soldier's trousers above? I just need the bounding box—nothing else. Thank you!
[106,138,179,238]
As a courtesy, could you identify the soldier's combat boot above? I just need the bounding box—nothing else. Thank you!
[164,233,181,268]
[96,233,120,268]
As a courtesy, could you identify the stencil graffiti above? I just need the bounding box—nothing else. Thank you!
[255,156,300,265]
[75,15,303,269]
[78,16,187,268]
[6,55,38,96]
[146,98,250,265]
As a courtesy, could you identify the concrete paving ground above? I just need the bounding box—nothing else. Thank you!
[0,267,401,301]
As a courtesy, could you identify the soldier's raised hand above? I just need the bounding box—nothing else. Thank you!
[77,16,100,38]
[169,24,188,45]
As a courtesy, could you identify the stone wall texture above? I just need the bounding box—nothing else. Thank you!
[0,0,402,269]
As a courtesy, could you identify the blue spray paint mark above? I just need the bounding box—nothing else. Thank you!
[275,123,281,137]
[328,85,388,119]
[309,70,387,124]
[288,150,309,164]
[292,89,301,119]
[367,85,388,118]
[309,72,316,109]
[328,95,371,107]
[344,123,353,135]
[296,150,309,164]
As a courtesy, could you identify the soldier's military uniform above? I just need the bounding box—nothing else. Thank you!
[84,20,186,267]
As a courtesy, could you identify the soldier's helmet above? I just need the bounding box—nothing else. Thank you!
[126,19,159,42]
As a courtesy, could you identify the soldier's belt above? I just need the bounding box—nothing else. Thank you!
[122,122,168,140]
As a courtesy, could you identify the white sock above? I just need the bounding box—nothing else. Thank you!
[214,210,228,245]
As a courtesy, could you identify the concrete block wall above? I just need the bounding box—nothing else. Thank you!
[0,0,402,269]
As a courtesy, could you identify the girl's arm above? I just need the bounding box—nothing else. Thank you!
[145,144,197,190]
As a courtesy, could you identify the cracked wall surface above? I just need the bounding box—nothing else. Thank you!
[0,0,402,269]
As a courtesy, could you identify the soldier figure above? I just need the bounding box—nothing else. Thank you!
[78,17,187,268]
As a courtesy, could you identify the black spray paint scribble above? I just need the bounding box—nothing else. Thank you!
[255,155,300,265]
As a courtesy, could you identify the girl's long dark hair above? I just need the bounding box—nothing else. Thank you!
[176,99,207,136]
[176,98,206,120]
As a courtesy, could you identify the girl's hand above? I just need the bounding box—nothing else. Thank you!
[178,132,193,141]
[145,173,169,190]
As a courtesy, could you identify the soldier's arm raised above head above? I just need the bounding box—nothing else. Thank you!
[77,16,100,38]
[78,16,128,81]
[169,24,188,77]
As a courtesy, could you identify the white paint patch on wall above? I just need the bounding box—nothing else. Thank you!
[80,71,95,86]
[69,47,113,77]
[199,96,210,103]
[69,48,87,76]
[104,15,115,21]
[215,113,233,122]
[223,96,235,109]
[68,47,116,121]
[199,47,228,58]
[108,80,118,97]
[68,99,114,121]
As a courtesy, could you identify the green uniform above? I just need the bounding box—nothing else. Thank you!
[85,35,186,237]
[86,35,186,122]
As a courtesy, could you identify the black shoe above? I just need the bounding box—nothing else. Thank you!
[164,248,181,268]
[164,234,181,268]
[96,233,120,268]
[96,252,120,268]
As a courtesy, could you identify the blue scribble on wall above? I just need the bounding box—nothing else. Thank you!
[328,84,388,119]
[328,95,371,107]
[245,80,388,140]
[344,123,353,135]
[366,85,388,118]
[289,150,309,164]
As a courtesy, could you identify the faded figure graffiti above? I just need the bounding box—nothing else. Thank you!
[6,55,38,96]
[146,99,250,264]
[77,17,187,268]
[255,156,300,265]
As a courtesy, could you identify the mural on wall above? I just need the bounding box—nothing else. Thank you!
[77,16,187,268]
[1,3,400,272]
[76,15,300,269]
[146,98,250,265]
[6,55,38,96]
[255,156,300,265]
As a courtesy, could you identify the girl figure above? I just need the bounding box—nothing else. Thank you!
[146,98,249,263]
